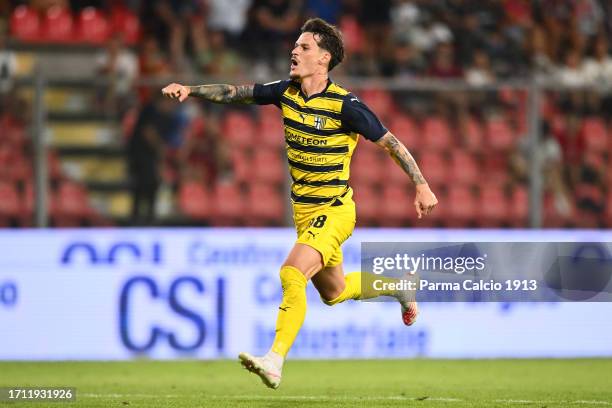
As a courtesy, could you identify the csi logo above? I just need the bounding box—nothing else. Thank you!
[119,275,226,353]
[60,241,162,265]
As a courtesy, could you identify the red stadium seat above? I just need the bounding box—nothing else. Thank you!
[358,89,395,122]
[110,7,141,45]
[23,182,57,227]
[211,183,245,225]
[258,107,285,147]
[54,181,91,218]
[605,192,612,227]
[246,184,285,225]
[482,153,510,185]
[77,8,110,44]
[23,182,35,219]
[353,184,379,226]
[178,181,211,221]
[380,185,413,226]
[252,149,285,184]
[0,125,27,152]
[351,148,383,187]
[339,15,365,53]
[582,118,609,151]
[388,114,419,151]
[383,154,411,186]
[43,6,74,43]
[446,185,477,225]
[222,111,256,148]
[0,143,31,184]
[47,151,64,181]
[576,183,605,210]
[449,151,479,185]
[485,117,515,151]
[418,151,448,186]
[10,6,41,42]
[478,184,509,225]
[422,117,453,151]
[230,149,251,183]
[0,182,22,226]
[510,185,529,227]
[8,155,33,184]
[464,117,484,151]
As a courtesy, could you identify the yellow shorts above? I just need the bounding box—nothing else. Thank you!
[293,188,356,267]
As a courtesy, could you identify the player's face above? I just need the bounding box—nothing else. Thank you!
[290,32,329,80]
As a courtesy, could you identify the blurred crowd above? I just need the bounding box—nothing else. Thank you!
[1,0,610,83]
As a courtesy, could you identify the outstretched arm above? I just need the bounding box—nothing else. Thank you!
[376,131,438,218]
[162,83,255,104]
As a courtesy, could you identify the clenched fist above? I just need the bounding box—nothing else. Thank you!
[161,83,190,102]
[414,183,438,219]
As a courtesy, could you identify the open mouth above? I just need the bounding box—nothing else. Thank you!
[290,57,298,69]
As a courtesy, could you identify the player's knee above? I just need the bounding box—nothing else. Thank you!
[279,265,307,289]
[319,283,345,306]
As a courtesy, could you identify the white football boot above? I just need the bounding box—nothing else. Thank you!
[238,352,282,389]
[397,273,419,326]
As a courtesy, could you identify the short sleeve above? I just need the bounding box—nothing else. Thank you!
[341,94,388,142]
[253,79,291,107]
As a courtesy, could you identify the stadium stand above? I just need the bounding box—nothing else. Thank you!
[1,0,611,228]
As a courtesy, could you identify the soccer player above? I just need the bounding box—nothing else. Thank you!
[162,18,438,389]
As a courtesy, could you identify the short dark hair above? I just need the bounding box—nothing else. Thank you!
[301,18,345,71]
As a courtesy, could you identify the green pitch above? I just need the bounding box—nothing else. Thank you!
[1,359,611,407]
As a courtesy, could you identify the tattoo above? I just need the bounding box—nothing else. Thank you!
[187,84,255,104]
[376,132,427,185]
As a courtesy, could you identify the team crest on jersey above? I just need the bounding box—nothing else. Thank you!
[314,116,327,130]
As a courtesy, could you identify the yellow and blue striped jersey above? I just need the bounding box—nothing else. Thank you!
[253,79,387,206]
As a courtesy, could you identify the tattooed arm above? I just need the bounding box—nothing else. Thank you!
[161,83,255,104]
[376,132,426,185]
[376,131,438,218]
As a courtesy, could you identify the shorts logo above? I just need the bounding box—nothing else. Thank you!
[314,116,326,130]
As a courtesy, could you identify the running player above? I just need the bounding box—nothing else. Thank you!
[162,17,438,389]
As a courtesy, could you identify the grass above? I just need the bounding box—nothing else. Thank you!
[1,359,611,407]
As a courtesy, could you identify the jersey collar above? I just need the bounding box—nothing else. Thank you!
[296,78,333,102]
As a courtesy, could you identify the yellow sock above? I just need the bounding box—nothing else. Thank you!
[271,265,308,357]
[322,272,402,305]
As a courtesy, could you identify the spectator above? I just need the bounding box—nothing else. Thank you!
[465,49,495,86]
[0,26,16,94]
[139,35,171,77]
[382,39,425,78]
[511,122,571,216]
[304,0,341,25]
[194,30,242,76]
[582,37,612,86]
[95,33,138,116]
[245,0,302,65]
[138,36,171,102]
[127,93,174,225]
[572,0,604,37]
[553,112,586,187]
[528,25,557,81]
[427,43,462,78]
[140,0,206,71]
[556,48,588,88]
[179,108,230,187]
[206,0,252,44]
